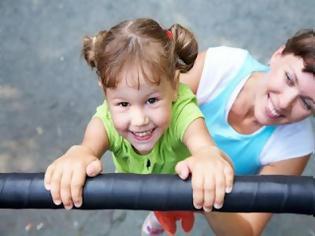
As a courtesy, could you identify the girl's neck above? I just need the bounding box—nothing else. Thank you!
[228,72,264,134]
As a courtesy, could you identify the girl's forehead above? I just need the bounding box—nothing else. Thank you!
[106,75,170,100]
[118,63,165,88]
[119,74,154,89]
[113,69,174,97]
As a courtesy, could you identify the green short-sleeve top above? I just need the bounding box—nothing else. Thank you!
[94,83,203,174]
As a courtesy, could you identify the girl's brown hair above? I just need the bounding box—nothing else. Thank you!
[282,29,315,75]
[82,18,198,89]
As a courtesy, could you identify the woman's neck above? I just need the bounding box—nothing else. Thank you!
[228,72,264,134]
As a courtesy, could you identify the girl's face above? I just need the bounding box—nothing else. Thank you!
[254,49,315,125]
[105,69,177,155]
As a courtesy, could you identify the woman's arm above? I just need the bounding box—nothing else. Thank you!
[205,155,310,236]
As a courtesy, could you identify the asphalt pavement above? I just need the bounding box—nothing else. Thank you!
[0,1,314,235]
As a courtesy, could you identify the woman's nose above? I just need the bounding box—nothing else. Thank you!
[279,87,299,110]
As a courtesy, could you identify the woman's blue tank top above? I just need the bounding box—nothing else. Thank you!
[200,53,275,175]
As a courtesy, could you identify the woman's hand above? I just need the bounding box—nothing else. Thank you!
[44,145,103,209]
[175,146,234,212]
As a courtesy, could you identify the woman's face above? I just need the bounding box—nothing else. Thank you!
[255,48,315,125]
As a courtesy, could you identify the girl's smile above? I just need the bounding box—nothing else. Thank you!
[130,128,156,141]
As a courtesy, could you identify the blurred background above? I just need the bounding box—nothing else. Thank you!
[0,0,314,235]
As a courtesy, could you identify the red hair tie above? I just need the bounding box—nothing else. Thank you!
[166,30,173,40]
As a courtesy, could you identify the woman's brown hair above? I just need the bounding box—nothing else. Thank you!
[283,29,315,75]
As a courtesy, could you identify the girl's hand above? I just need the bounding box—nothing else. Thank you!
[44,145,103,209]
[175,147,234,212]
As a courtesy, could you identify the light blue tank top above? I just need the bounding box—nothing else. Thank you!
[200,53,275,175]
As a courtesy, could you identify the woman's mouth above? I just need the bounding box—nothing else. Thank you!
[266,94,282,119]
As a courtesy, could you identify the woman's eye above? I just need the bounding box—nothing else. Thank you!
[301,98,313,111]
[118,102,129,107]
[147,97,158,104]
[285,72,294,86]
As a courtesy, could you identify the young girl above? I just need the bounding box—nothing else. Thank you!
[44,18,234,235]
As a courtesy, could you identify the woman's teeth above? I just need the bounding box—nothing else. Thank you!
[268,98,281,118]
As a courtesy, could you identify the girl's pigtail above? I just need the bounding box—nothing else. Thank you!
[169,24,198,73]
[82,30,108,69]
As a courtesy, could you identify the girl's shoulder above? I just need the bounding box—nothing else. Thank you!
[169,83,203,141]
[94,101,125,151]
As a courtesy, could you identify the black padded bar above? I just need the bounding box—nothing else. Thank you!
[0,173,314,216]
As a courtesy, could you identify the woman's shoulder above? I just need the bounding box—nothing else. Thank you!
[205,46,248,57]
[260,118,314,164]
[203,46,249,74]
[271,118,314,144]
[196,46,249,104]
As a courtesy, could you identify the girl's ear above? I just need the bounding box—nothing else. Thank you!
[98,79,107,97]
[172,70,180,101]
[98,79,103,88]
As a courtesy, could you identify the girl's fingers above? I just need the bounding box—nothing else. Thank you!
[60,170,73,210]
[202,175,215,212]
[44,164,54,190]
[213,172,225,210]
[224,165,234,193]
[86,159,103,177]
[71,167,86,208]
[175,159,191,180]
[50,170,63,206]
[191,173,204,210]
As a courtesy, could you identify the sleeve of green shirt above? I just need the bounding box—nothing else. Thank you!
[171,83,204,142]
[93,101,123,152]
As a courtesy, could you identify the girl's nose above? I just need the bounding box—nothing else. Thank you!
[131,108,149,126]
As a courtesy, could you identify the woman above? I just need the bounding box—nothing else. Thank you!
[177,28,315,235]
[47,28,314,235]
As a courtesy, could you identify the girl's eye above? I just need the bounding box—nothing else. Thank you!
[285,72,294,86]
[147,97,158,104]
[118,102,129,107]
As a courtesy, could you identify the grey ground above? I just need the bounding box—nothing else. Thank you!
[0,0,314,235]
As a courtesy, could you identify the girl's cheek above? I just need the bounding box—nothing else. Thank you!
[112,116,127,130]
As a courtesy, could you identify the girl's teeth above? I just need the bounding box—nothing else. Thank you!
[134,130,151,137]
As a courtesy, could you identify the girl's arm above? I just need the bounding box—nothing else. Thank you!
[81,117,109,159]
[175,118,234,212]
[179,51,235,212]
[205,155,310,236]
[44,117,109,209]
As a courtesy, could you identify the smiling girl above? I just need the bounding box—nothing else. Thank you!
[44,18,234,235]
